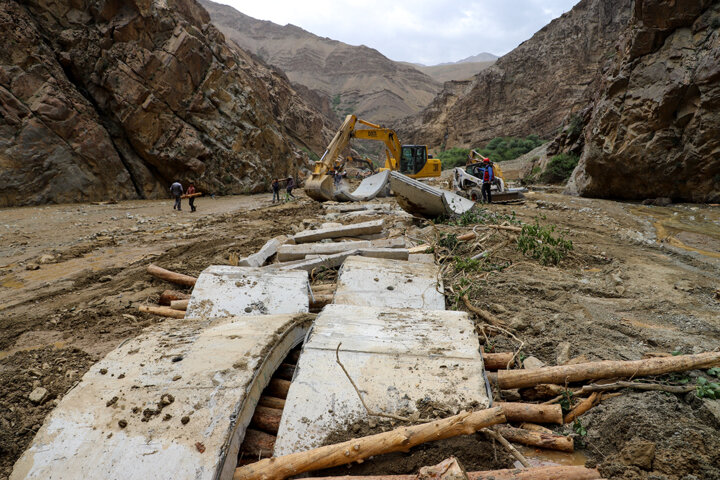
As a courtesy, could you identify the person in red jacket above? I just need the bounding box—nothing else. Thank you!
[481,158,494,204]
[187,182,197,212]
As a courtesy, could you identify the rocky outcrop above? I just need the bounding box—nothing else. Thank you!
[200,0,442,124]
[400,0,632,148]
[568,0,720,202]
[1,0,331,207]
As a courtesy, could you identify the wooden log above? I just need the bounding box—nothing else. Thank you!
[496,425,574,452]
[418,458,467,480]
[304,465,601,480]
[576,380,696,395]
[138,305,185,319]
[274,363,296,381]
[564,392,600,424]
[259,396,286,410]
[482,352,515,370]
[147,264,197,287]
[170,299,189,311]
[496,352,720,389]
[310,294,333,310]
[518,384,565,401]
[158,290,190,306]
[519,423,553,434]
[286,350,301,364]
[232,408,506,480]
[240,428,276,458]
[250,406,283,435]
[496,402,563,424]
[264,378,291,399]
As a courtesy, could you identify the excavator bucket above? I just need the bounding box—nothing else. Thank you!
[304,173,336,202]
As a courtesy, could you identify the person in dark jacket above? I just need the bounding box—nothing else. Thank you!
[170,181,183,211]
[480,158,494,204]
[285,177,296,201]
[271,178,281,203]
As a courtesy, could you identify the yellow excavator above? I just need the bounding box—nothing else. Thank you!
[305,114,441,202]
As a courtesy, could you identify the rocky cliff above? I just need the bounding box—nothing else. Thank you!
[200,0,442,124]
[0,0,331,207]
[568,0,720,202]
[400,0,632,148]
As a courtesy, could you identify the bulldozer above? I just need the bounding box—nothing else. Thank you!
[452,150,525,203]
[305,114,441,202]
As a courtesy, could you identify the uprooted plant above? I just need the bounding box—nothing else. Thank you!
[516,220,573,265]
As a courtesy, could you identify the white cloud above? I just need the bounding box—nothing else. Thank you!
[221,0,579,64]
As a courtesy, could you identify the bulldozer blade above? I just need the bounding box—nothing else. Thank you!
[304,174,336,202]
[491,191,524,203]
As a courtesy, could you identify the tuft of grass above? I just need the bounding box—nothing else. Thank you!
[437,208,520,227]
[517,221,573,265]
[438,232,459,250]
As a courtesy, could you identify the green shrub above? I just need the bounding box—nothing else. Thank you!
[517,221,573,265]
[540,153,579,183]
[437,147,470,170]
[477,135,545,162]
[567,114,584,137]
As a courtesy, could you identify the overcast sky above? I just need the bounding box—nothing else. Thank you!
[218,0,580,65]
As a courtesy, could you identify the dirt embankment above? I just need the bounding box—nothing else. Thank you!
[1,190,719,479]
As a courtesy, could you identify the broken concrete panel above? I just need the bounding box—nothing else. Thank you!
[358,248,409,261]
[275,250,359,272]
[277,241,372,262]
[293,220,384,244]
[389,171,475,218]
[409,253,435,264]
[334,170,391,202]
[324,203,392,214]
[372,237,406,248]
[334,256,445,310]
[11,314,311,480]
[237,235,287,267]
[186,266,309,317]
[274,305,489,455]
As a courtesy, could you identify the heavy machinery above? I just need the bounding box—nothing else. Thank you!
[452,150,525,203]
[305,115,441,202]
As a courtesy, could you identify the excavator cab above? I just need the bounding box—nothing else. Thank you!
[399,145,441,178]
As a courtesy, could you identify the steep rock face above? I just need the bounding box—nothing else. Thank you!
[568,0,720,202]
[400,0,632,148]
[1,0,330,207]
[200,0,442,124]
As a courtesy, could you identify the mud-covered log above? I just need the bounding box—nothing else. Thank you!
[138,305,185,319]
[170,299,189,310]
[274,363,296,381]
[250,406,283,434]
[496,425,573,452]
[495,352,720,389]
[564,392,600,424]
[497,402,563,424]
[483,352,515,370]
[240,428,276,458]
[264,378,291,399]
[147,264,197,286]
[158,290,190,306]
[233,408,506,480]
[286,350,301,364]
[304,465,601,480]
[518,384,565,401]
[259,396,286,410]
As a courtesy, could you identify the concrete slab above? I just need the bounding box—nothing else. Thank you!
[237,235,287,267]
[389,172,475,218]
[293,220,384,244]
[358,248,409,260]
[334,256,445,310]
[274,305,489,455]
[275,250,359,272]
[11,314,312,480]
[409,253,435,264]
[334,170,391,202]
[185,266,309,317]
[277,241,372,262]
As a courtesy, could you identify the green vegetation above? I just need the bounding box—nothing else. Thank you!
[438,232,459,250]
[696,376,720,399]
[437,207,520,226]
[567,114,584,138]
[437,147,470,169]
[301,146,320,162]
[573,419,587,437]
[331,94,341,107]
[477,135,545,162]
[540,153,579,183]
[516,220,573,265]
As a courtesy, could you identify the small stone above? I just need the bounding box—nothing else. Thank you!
[522,356,545,370]
[556,342,571,365]
[181,416,190,425]
[118,419,127,428]
[28,387,48,404]
[172,375,182,381]
[99,275,113,283]
[106,396,119,407]
[386,286,394,290]
[163,414,172,421]
[159,393,175,406]
[99,368,108,375]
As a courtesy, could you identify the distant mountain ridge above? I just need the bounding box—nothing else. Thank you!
[436,52,499,66]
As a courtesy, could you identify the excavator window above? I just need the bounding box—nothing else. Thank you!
[401,146,427,174]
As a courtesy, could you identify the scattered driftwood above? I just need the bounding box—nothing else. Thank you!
[265,378,291,399]
[576,381,697,395]
[274,363,296,381]
[250,406,282,435]
[482,428,530,468]
[418,457,467,480]
[564,392,601,424]
[496,425,574,452]
[259,396,286,410]
[170,299,189,311]
[520,384,565,401]
[462,296,506,328]
[138,305,185,319]
[496,402,563,424]
[304,465,601,480]
[482,352,515,370]
[518,423,553,434]
[240,428,276,458]
[147,264,197,287]
[493,352,720,389]
[232,408,506,480]
[158,290,190,306]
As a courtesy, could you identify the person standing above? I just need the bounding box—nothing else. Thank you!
[187,182,197,212]
[271,178,281,203]
[285,176,296,201]
[481,158,494,204]
[170,181,183,211]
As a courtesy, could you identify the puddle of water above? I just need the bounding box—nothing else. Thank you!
[514,445,589,468]
[0,341,66,361]
[629,205,720,259]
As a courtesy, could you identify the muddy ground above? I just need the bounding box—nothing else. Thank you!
[1,187,719,479]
